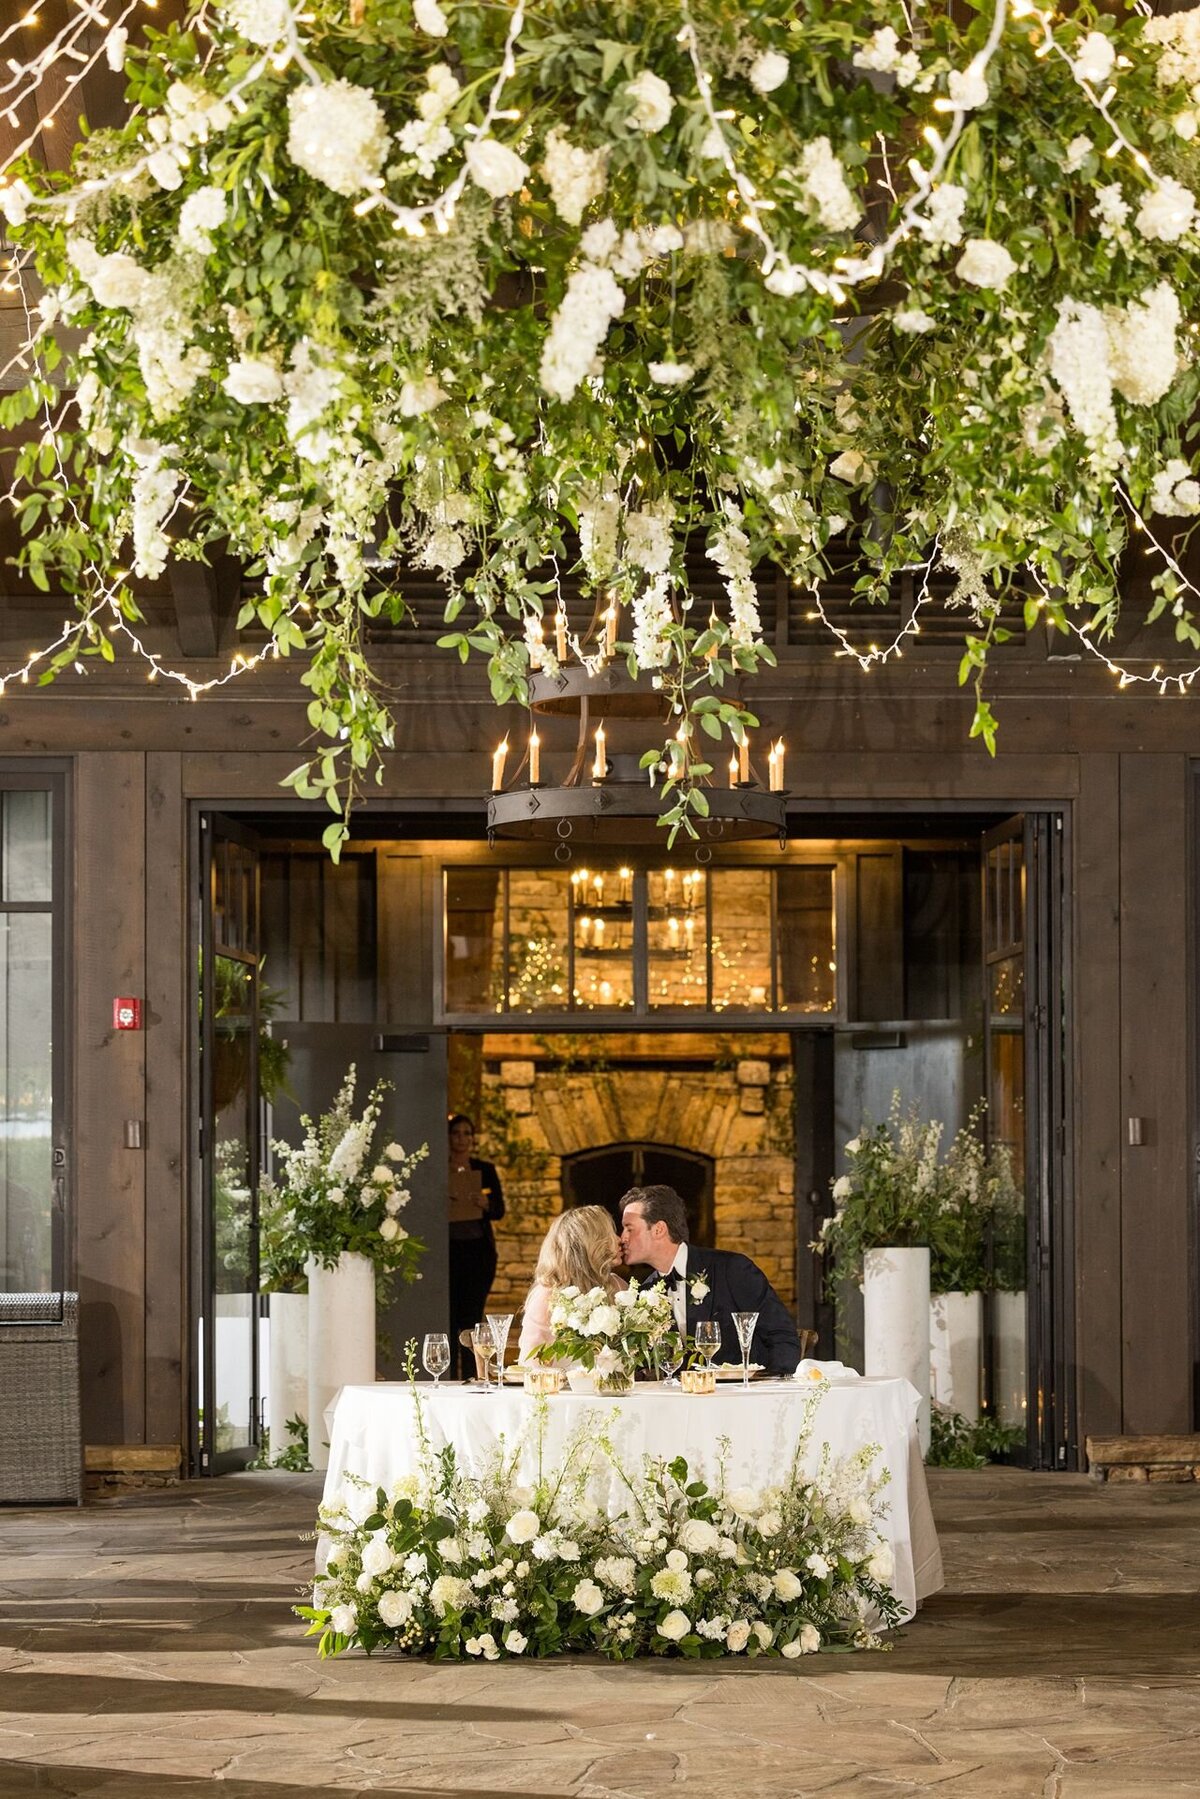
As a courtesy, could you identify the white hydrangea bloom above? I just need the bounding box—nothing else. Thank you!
[1094,182,1131,243]
[625,70,673,134]
[396,116,453,177]
[541,128,607,226]
[177,185,228,255]
[955,238,1016,290]
[1149,458,1200,516]
[539,262,625,400]
[917,183,968,247]
[1135,176,1196,244]
[223,0,294,45]
[1047,299,1117,444]
[1143,7,1200,90]
[892,307,936,334]
[797,136,859,232]
[947,64,989,110]
[749,51,789,96]
[1106,282,1180,406]
[287,79,389,196]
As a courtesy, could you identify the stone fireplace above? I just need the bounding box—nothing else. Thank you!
[460,1032,799,1318]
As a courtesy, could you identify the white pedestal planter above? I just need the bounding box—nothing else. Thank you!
[267,1292,309,1458]
[929,1290,983,1423]
[863,1246,931,1455]
[993,1289,1028,1430]
[307,1253,375,1471]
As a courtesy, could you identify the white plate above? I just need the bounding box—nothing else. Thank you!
[713,1363,764,1381]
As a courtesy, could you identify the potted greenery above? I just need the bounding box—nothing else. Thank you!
[261,1066,427,1469]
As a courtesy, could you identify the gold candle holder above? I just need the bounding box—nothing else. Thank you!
[524,1366,565,1395]
[680,1367,716,1395]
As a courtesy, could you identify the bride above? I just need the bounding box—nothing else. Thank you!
[517,1204,625,1362]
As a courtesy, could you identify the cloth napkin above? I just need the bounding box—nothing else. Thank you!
[794,1358,860,1382]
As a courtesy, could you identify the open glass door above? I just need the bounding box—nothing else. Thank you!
[198,815,261,1472]
[983,814,1073,1469]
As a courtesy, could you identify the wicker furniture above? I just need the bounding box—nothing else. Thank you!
[0,1292,82,1504]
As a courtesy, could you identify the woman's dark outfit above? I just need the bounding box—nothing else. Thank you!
[448,1155,505,1379]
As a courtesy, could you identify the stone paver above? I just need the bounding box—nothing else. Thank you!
[1,1465,1199,1796]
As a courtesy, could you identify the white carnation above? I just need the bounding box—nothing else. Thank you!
[465,137,529,200]
[650,1567,693,1604]
[625,70,673,134]
[1106,282,1180,406]
[749,51,789,96]
[287,79,389,197]
[955,237,1016,290]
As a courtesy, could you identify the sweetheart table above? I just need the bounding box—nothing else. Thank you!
[320,1376,943,1624]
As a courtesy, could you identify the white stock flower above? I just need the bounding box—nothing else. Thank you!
[130,446,181,581]
[223,0,294,45]
[465,137,529,199]
[413,0,449,36]
[798,136,858,231]
[1047,301,1116,443]
[1135,176,1196,243]
[658,1609,691,1642]
[177,185,227,255]
[773,1569,803,1601]
[378,1588,413,1627]
[1072,31,1116,87]
[104,24,128,70]
[542,128,607,226]
[1150,458,1200,517]
[330,1604,357,1635]
[749,51,789,96]
[725,1619,752,1652]
[625,70,673,134]
[287,80,389,196]
[539,261,625,401]
[679,1518,720,1556]
[572,1578,605,1616]
[917,183,968,247]
[955,238,1016,290]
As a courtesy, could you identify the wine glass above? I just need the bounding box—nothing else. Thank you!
[422,1332,450,1385]
[694,1320,721,1373]
[471,1322,497,1391]
[732,1311,760,1388]
[487,1312,514,1385]
[661,1332,685,1388]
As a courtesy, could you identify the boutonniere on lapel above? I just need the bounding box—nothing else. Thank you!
[689,1271,710,1304]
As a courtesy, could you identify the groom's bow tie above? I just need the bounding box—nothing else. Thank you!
[662,1269,683,1291]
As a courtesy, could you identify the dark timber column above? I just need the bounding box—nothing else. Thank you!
[1119,752,1191,1432]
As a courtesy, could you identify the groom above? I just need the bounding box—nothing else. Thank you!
[619,1184,802,1377]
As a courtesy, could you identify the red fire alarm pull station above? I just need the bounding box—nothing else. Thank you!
[113,997,141,1031]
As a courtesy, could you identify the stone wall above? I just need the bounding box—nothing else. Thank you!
[481,1034,798,1320]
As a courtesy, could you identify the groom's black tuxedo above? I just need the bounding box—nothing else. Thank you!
[635,1246,802,1376]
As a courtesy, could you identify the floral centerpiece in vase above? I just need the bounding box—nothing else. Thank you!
[532,1279,677,1394]
[261,1065,427,1467]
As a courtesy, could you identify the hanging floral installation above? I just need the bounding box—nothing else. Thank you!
[3,0,1200,846]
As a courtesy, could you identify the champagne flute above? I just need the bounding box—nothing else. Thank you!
[732,1311,760,1388]
[422,1332,450,1385]
[694,1319,721,1373]
[487,1312,514,1384]
[471,1322,497,1391]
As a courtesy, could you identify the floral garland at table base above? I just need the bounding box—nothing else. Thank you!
[302,1388,901,1662]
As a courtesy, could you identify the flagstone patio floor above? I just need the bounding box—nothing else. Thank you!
[2,1464,1199,1797]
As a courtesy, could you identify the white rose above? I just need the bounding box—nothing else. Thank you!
[726,1487,761,1519]
[800,1622,821,1653]
[848,1497,872,1527]
[718,1536,739,1560]
[752,1622,773,1649]
[725,1619,752,1653]
[625,70,673,134]
[867,1543,895,1584]
[773,1569,803,1601]
[386,1141,406,1159]
[330,1604,357,1636]
[572,1579,605,1616]
[505,1509,541,1544]
[1071,31,1115,87]
[832,1175,852,1201]
[749,51,789,96]
[361,1535,396,1578]
[590,1305,621,1337]
[147,147,186,191]
[845,1137,861,1154]
[505,1630,528,1654]
[413,0,449,35]
[379,1216,400,1242]
[829,449,873,485]
[465,138,529,199]
[756,1511,782,1538]
[657,1609,691,1642]
[679,1518,720,1556]
[378,1588,413,1627]
[780,1638,804,1659]
[326,1185,346,1207]
[1135,177,1197,244]
[955,237,1017,290]
[0,178,33,228]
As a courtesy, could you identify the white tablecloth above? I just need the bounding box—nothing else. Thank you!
[321,1378,943,1624]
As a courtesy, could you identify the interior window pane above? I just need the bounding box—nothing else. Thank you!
[506,870,569,1012]
[212,956,255,1452]
[647,867,707,1009]
[570,864,634,1011]
[989,956,1024,1018]
[444,868,504,1014]
[777,866,837,1014]
[0,913,53,1291]
[711,869,773,1012]
[2,790,52,904]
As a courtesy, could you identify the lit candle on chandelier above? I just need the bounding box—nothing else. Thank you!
[528,729,541,786]
[668,916,680,947]
[592,723,607,780]
[555,608,568,662]
[491,738,509,791]
[593,916,605,946]
[728,752,738,788]
[604,604,618,658]
[738,735,750,784]
[769,738,786,792]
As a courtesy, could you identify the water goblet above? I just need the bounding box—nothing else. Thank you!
[487,1312,514,1385]
[662,1333,685,1388]
[694,1319,721,1374]
[422,1332,450,1386]
[471,1322,497,1391]
[732,1311,760,1388]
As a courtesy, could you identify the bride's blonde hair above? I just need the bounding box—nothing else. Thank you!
[529,1204,621,1302]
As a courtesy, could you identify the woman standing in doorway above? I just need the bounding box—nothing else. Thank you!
[447,1113,505,1378]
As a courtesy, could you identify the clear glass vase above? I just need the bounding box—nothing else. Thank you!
[594,1365,634,1396]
